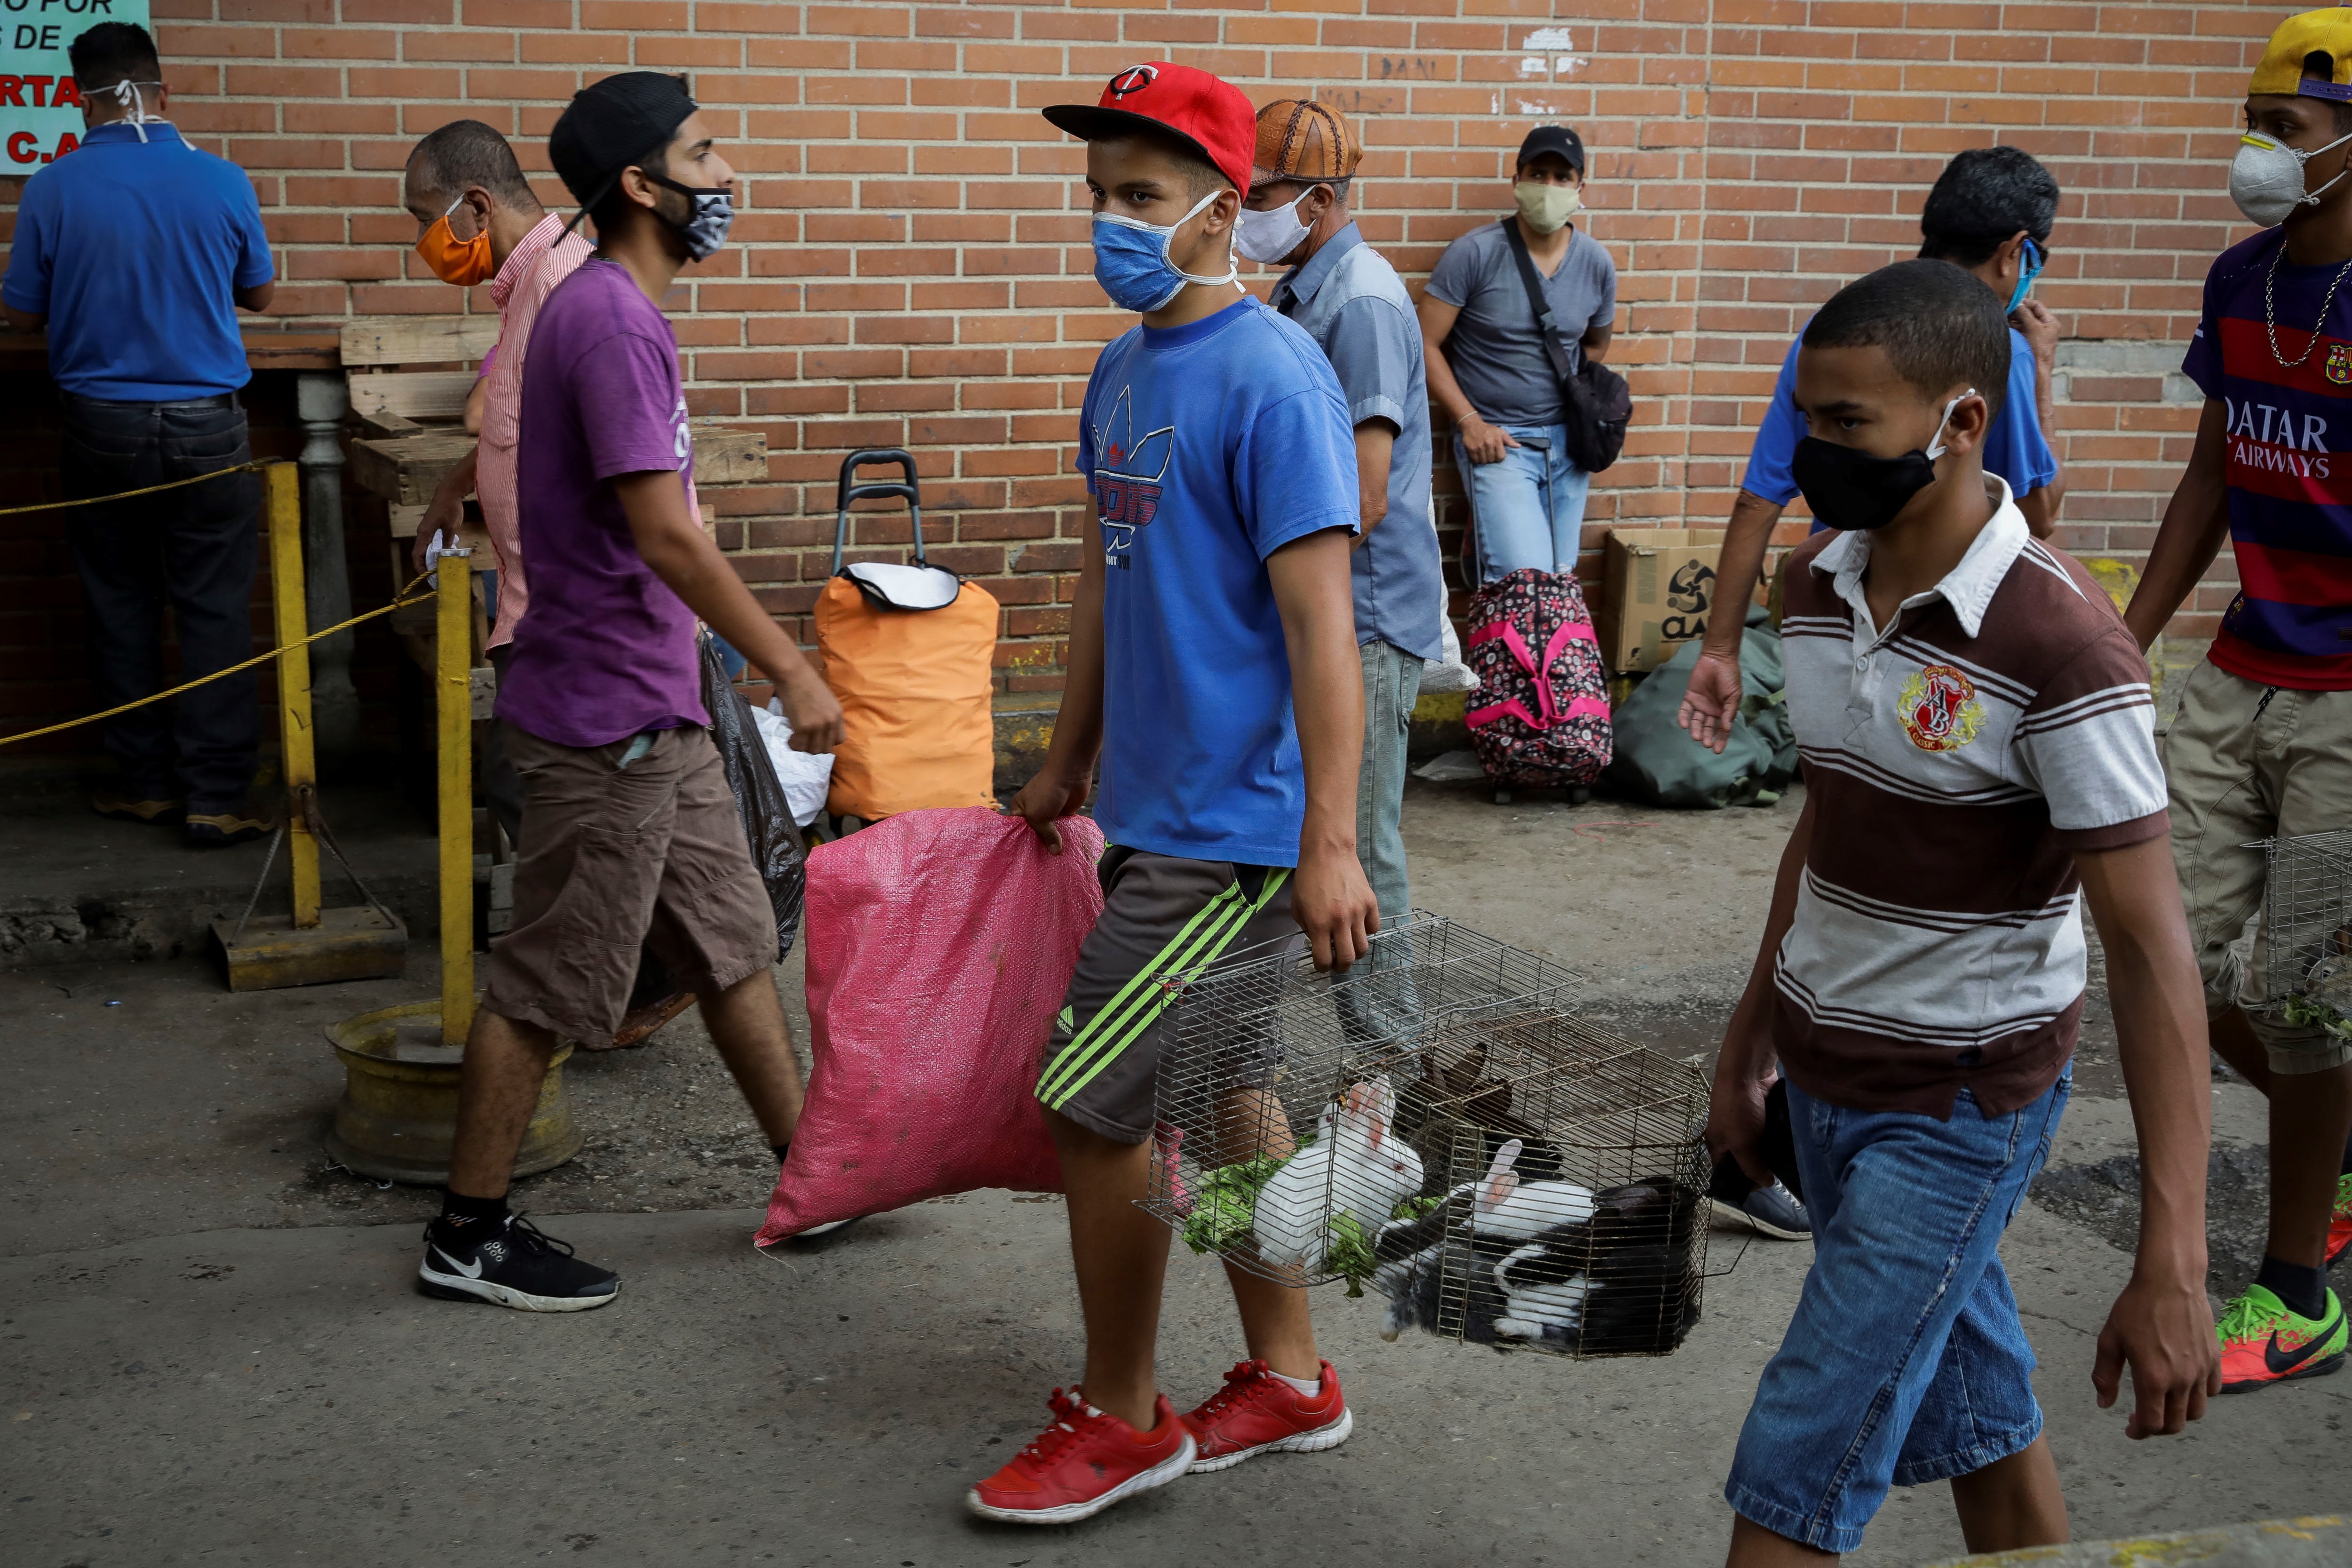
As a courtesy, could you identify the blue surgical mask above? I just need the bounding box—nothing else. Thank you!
[2006,237,2044,313]
[1091,188,1238,313]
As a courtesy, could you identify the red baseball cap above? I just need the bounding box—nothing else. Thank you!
[1042,63,1255,197]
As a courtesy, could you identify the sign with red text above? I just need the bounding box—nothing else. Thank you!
[2,0,149,170]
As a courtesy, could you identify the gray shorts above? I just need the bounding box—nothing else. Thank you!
[482,722,775,1043]
[1033,847,1298,1145]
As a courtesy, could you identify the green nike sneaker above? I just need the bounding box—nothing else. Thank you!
[2217,1284,2347,1393]
[2327,1172,2350,1269]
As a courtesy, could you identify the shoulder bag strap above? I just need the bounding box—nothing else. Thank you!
[1500,215,1578,383]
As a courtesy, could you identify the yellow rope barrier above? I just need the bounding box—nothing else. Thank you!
[0,573,434,749]
[0,459,273,517]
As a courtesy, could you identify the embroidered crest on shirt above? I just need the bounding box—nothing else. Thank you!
[2330,343,2352,386]
[1899,665,1986,752]
[1090,386,1175,570]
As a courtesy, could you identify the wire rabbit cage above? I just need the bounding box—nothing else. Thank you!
[2256,831,2352,1038]
[1141,914,1711,1358]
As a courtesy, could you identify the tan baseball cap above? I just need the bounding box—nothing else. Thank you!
[1250,98,1362,189]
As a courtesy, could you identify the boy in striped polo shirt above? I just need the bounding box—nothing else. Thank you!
[1709,261,2218,1564]
[2126,8,2352,1396]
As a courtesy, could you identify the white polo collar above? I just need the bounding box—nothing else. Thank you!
[1809,476,2029,640]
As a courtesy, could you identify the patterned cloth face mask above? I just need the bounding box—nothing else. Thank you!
[644,173,735,263]
[1091,188,1239,313]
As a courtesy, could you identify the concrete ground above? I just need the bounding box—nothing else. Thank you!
[4,781,2345,1567]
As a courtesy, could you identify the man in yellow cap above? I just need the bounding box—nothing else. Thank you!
[2124,6,2352,1396]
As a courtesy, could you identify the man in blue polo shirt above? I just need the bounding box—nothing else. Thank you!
[1677,147,2065,755]
[2,23,277,845]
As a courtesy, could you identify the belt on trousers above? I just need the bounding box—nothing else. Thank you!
[63,392,239,412]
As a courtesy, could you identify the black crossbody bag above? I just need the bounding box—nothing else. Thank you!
[1500,215,1632,473]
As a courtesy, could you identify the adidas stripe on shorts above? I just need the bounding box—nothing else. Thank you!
[1033,847,1299,1145]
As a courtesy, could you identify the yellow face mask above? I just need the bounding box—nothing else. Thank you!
[415,195,493,287]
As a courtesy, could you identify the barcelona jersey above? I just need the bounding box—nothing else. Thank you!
[2184,228,2352,689]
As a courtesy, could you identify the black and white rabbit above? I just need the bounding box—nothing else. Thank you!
[1492,1175,1701,1353]
[1378,1233,1511,1345]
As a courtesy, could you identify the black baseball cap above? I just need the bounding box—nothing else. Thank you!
[550,71,698,217]
[1517,125,1585,173]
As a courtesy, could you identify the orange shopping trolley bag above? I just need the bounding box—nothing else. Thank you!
[814,448,1000,822]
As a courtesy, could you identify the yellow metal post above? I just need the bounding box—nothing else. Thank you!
[264,462,321,928]
[437,551,476,1045]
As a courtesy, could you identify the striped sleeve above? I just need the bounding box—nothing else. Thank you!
[2012,623,2167,848]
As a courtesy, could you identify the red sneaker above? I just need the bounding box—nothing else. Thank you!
[965,1388,1194,1524]
[1180,1359,1353,1473]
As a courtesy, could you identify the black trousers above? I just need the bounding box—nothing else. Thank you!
[59,393,262,808]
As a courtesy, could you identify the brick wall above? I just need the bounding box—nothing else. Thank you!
[0,0,2276,749]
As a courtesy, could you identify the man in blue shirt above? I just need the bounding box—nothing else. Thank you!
[2,24,277,844]
[1677,147,2065,753]
[1241,98,1444,925]
[977,62,1378,1528]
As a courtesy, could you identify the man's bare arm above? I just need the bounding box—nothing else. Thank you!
[235,281,276,312]
[1007,525,1108,854]
[1418,294,1515,466]
[2123,399,2231,653]
[1,304,44,334]
[1353,421,1395,545]
[612,469,843,752]
[1676,488,1786,754]
[1267,527,1378,971]
[1705,786,1813,1182]
[2076,835,2221,1439]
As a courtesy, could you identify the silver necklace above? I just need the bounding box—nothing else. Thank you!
[2265,236,2352,367]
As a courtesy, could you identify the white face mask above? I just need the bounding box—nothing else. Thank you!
[2230,127,2352,227]
[1234,189,1315,264]
[102,79,172,144]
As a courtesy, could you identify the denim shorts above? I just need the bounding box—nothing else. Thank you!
[1723,1072,2070,1554]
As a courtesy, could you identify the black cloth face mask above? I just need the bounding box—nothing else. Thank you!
[1790,390,1971,533]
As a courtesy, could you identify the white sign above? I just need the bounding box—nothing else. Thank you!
[1,0,151,172]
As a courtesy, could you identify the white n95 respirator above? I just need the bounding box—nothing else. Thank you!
[2231,128,2352,227]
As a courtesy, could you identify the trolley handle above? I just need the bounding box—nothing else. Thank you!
[833,447,926,574]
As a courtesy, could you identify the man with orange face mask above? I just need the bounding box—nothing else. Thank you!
[401,119,593,846]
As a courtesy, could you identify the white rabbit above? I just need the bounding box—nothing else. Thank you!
[1253,1076,1424,1273]
[1470,1138,1597,1242]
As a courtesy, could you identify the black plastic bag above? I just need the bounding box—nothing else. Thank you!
[700,633,809,961]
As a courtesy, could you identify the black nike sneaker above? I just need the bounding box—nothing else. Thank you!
[417,1213,619,1312]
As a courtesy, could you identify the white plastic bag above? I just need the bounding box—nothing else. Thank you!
[755,700,837,828]
[1421,614,1480,695]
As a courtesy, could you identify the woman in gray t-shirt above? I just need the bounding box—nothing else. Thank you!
[1418,125,1618,582]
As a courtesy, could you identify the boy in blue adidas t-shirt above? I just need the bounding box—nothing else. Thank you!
[969,63,1379,1526]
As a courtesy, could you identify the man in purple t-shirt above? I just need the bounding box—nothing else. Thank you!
[415,73,846,1314]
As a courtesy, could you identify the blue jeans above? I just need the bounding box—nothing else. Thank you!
[1356,638,1422,921]
[1452,421,1592,582]
[1723,1073,2071,1555]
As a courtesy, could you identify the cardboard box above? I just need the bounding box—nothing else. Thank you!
[1595,529,1726,673]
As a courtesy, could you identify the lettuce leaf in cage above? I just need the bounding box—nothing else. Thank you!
[1329,1195,1446,1297]
[1181,1153,1287,1256]
[2283,992,2352,1041]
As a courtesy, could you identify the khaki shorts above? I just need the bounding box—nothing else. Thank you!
[482,722,776,1043]
[2162,659,2352,1075]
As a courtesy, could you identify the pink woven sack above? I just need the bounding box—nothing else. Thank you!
[754,806,1103,1243]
